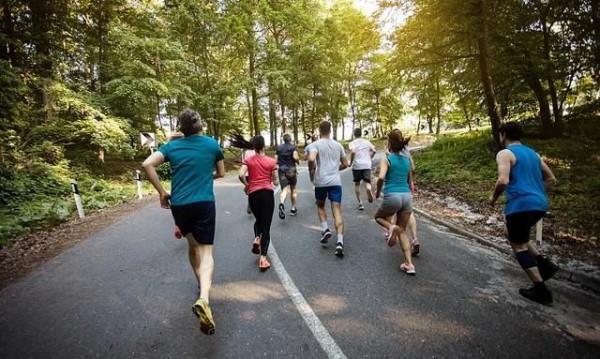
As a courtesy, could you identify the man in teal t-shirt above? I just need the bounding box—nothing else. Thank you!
[143,109,224,335]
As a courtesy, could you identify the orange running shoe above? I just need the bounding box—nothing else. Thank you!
[259,258,271,271]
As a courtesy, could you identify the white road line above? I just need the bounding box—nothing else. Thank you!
[269,243,347,359]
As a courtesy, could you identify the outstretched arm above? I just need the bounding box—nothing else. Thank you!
[540,156,556,190]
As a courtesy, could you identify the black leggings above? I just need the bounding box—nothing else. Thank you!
[249,189,274,256]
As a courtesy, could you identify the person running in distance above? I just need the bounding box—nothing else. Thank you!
[232,134,279,271]
[142,109,224,335]
[308,121,349,257]
[276,133,300,218]
[374,129,416,275]
[349,128,376,210]
[490,121,559,305]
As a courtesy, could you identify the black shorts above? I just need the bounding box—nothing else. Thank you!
[171,201,216,245]
[279,168,298,188]
[505,210,546,244]
[352,169,371,183]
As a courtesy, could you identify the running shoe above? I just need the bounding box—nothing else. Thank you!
[357,203,364,210]
[192,298,216,335]
[259,258,271,271]
[400,263,416,275]
[174,226,182,239]
[252,237,260,255]
[290,207,298,216]
[387,226,398,247]
[278,203,285,219]
[536,256,560,281]
[411,239,420,256]
[366,190,373,203]
[320,229,332,244]
[335,242,344,257]
[519,286,553,305]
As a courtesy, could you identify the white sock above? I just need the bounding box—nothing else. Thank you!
[337,234,344,244]
[321,221,329,232]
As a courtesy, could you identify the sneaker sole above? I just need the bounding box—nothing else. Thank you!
[192,300,215,335]
[279,204,285,219]
[400,265,416,275]
[335,248,344,257]
[366,191,373,203]
[320,232,331,244]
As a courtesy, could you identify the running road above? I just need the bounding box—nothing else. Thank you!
[1,159,599,358]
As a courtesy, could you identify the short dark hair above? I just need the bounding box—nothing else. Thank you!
[178,109,202,137]
[319,121,331,136]
[499,121,523,141]
[283,133,292,144]
[353,128,362,138]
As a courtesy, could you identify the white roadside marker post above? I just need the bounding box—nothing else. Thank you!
[136,170,143,199]
[71,180,85,218]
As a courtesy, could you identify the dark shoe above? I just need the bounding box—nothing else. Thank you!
[411,239,420,256]
[320,229,331,244]
[252,237,260,255]
[357,203,364,210]
[335,242,344,257]
[537,256,560,281]
[519,286,553,305]
[290,207,298,216]
[278,203,285,219]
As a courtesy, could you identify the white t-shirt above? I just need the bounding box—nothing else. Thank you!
[309,138,346,187]
[349,138,375,170]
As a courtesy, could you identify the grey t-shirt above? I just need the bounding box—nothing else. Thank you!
[309,138,346,187]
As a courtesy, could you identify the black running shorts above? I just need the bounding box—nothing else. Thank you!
[505,210,546,244]
[352,169,371,183]
[170,201,216,245]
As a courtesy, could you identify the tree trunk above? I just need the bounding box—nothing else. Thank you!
[591,0,600,84]
[475,0,502,146]
[268,87,276,147]
[301,100,307,146]
[292,106,299,144]
[435,76,442,135]
[280,90,286,136]
[249,52,259,135]
[245,89,254,135]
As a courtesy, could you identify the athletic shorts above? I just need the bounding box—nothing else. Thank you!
[170,201,216,245]
[505,210,546,244]
[352,169,371,183]
[279,168,298,188]
[379,192,413,215]
[314,185,342,203]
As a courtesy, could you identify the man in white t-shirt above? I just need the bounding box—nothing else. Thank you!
[349,128,376,210]
[308,121,349,257]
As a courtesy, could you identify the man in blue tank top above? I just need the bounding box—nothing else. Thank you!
[490,122,558,305]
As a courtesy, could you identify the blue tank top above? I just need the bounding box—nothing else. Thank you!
[504,144,548,215]
[384,153,411,194]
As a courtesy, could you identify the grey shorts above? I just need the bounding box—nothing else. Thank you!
[379,192,413,215]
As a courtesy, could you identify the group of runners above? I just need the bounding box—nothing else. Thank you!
[142,109,559,336]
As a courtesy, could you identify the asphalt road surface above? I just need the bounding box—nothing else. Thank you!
[2,160,599,358]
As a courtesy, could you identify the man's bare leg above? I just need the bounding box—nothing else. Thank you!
[186,235,214,302]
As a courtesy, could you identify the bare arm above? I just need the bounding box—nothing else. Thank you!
[308,150,318,182]
[271,168,280,187]
[238,164,249,193]
[375,157,389,199]
[540,156,556,190]
[349,152,355,167]
[293,150,300,165]
[214,160,225,179]
[490,150,512,205]
[142,151,170,209]
[339,155,349,171]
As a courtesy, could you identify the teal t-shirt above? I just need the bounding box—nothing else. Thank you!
[158,135,224,205]
[384,153,411,194]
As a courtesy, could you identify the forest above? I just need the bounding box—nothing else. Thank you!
[1,0,599,243]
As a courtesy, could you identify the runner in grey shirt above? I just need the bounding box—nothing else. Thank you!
[308,121,349,257]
